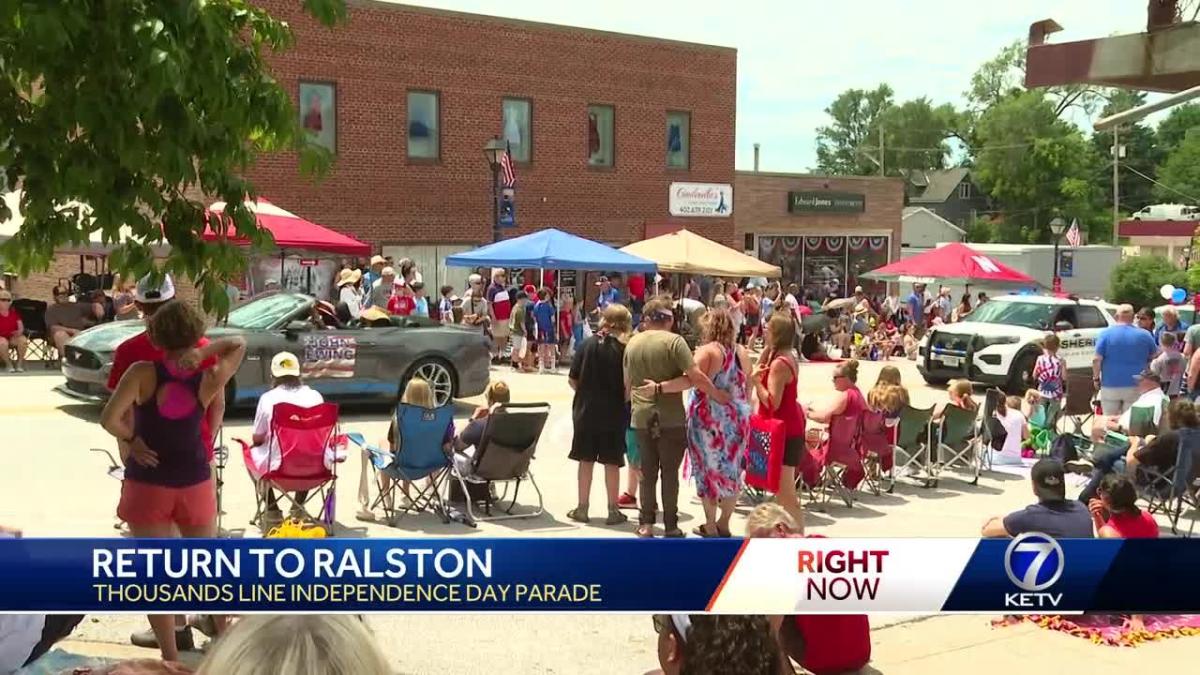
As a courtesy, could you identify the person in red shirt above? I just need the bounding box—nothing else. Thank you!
[746,503,872,675]
[0,290,28,372]
[387,284,415,317]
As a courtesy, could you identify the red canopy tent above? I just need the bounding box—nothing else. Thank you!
[860,242,1037,286]
[203,198,369,256]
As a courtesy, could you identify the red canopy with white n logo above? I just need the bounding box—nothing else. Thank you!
[860,242,1037,286]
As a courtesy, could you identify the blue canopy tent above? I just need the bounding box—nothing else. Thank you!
[444,228,656,272]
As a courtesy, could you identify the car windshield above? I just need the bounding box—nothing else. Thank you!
[967,300,1056,330]
[226,293,311,330]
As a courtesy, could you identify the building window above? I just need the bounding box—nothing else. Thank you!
[502,98,532,162]
[666,111,690,169]
[587,105,614,167]
[407,91,439,160]
[958,182,971,199]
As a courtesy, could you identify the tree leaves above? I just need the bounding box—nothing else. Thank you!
[0,0,343,317]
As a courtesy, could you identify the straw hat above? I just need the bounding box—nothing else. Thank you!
[336,268,362,288]
[360,306,391,323]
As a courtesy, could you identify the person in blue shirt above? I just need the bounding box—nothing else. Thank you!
[1093,304,1158,416]
[361,255,386,308]
[532,288,558,373]
[1153,306,1189,343]
[904,283,926,326]
[595,275,620,312]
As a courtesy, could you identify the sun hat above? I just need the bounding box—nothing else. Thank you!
[336,268,362,287]
[135,273,176,304]
[370,255,386,266]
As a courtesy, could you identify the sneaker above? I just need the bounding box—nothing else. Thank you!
[1063,458,1094,473]
[14,366,23,373]
[131,626,194,651]
[616,492,638,510]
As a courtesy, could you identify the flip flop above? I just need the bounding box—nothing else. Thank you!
[692,524,718,538]
[636,525,655,538]
[663,528,686,538]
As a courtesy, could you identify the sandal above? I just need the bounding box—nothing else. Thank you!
[605,508,628,526]
[663,528,686,538]
[636,524,655,538]
[692,524,719,538]
[716,526,733,538]
[566,506,590,523]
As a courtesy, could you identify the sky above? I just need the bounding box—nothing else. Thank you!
[390,0,1155,172]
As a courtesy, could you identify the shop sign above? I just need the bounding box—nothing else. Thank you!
[788,191,865,214]
[669,182,733,217]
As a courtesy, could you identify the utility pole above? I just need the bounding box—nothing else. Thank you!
[1112,126,1121,244]
[878,126,885,177]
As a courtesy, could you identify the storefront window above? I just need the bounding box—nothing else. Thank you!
[757,234,890,300]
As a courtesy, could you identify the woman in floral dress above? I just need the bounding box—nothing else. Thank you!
[685,308,751,537]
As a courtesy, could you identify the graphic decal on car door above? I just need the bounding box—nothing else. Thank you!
[302,334,357,378]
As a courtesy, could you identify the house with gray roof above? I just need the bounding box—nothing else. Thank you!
[901,207,964,249]
[902,167,989,230]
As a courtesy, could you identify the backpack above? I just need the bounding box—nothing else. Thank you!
[1050,433,1077,463]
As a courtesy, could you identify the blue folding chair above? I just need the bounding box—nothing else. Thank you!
[348,403,454,525]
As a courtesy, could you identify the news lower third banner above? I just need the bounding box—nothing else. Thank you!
[0,537,1198,614]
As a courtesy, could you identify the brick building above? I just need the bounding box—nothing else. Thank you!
[734,171,904,297]
[248,0,737,292]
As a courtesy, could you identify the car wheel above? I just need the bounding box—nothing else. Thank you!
[923,375,949,387]
[1007,351,1037,394]
[405,358,456,407]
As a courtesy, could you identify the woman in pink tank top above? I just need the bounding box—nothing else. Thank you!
[752,313,806,530]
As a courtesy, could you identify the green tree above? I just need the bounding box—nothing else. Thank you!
[964,40,1105,118]
[1155,132,1200,203]
[1109,255,1187,310]
[1156,103,1200,157]
[815,85,895,175]
[971,91,1101,243]
[0,0,346,315]
[878,98,960,174]
[1089,89,1161,216]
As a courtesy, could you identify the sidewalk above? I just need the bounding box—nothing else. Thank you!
[50,613,1197,674]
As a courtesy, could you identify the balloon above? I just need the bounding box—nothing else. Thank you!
[1161,284,1177,300]
[1173,288,1187,304]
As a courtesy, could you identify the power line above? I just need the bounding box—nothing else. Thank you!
[1123,165,1200,203]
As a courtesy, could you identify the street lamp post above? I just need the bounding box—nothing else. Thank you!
[1049,217,1067,293]
[483,137,507,243]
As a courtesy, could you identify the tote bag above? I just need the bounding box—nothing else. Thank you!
[745,360,785,492]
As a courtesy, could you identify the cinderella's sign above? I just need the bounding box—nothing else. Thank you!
[669,182,732,217]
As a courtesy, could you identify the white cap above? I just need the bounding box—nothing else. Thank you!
[271,351,301,378]
[135,273,175,304]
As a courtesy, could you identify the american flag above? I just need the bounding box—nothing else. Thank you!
[499,143,516,188]
[1065,218,1082,247]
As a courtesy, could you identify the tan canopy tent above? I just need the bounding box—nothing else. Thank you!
[620,228,781,278]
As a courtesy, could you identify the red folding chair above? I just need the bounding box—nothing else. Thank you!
[238,402,342,531]
[859,409,895,496]
[801,409,865,508]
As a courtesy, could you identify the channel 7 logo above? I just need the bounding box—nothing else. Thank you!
[1003,532,1065,609]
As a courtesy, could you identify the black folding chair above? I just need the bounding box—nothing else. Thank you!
[12,298,55,366]
[449,402,550,525]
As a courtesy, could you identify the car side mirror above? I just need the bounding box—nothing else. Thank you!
[1054,320,1074,332]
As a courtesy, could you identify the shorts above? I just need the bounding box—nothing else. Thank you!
[1099,386,1137,416]
[118,478,216,528]
[569,427,626,467]
[745,313,760,328]
[510,335,527,359]
[781,435,806,467]
[492,321,511,339]
[537,329,556,345]
[625,428,640,465]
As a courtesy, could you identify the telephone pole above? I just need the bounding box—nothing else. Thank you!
[1112,126,1121,244]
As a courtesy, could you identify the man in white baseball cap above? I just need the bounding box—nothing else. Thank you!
[247,351,327,522]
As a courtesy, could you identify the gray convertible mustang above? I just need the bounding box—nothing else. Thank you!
[58,292,491,408]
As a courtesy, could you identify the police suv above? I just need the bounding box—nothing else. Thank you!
[918,295,1116,392]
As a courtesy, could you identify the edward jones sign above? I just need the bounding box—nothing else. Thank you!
[669,182,733,217]
[788,191,865,214]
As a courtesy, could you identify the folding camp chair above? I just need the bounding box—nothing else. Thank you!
[979,388,1007,472]
[346,403,454,525]
[805,411,864,508]
[12,298,55,366]
[1136,427,1200,536]
[933,404,983,486]
[859,409,893,497]
[1063,372,1098,436]
[449,402,550,525]
[1027,399,1061,456]
[888,405,935,491]
[239,402,342,531]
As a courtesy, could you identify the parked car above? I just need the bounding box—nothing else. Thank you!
[918,294,1117,392]
[57,292,491,408]
[1131,204,1200,220]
